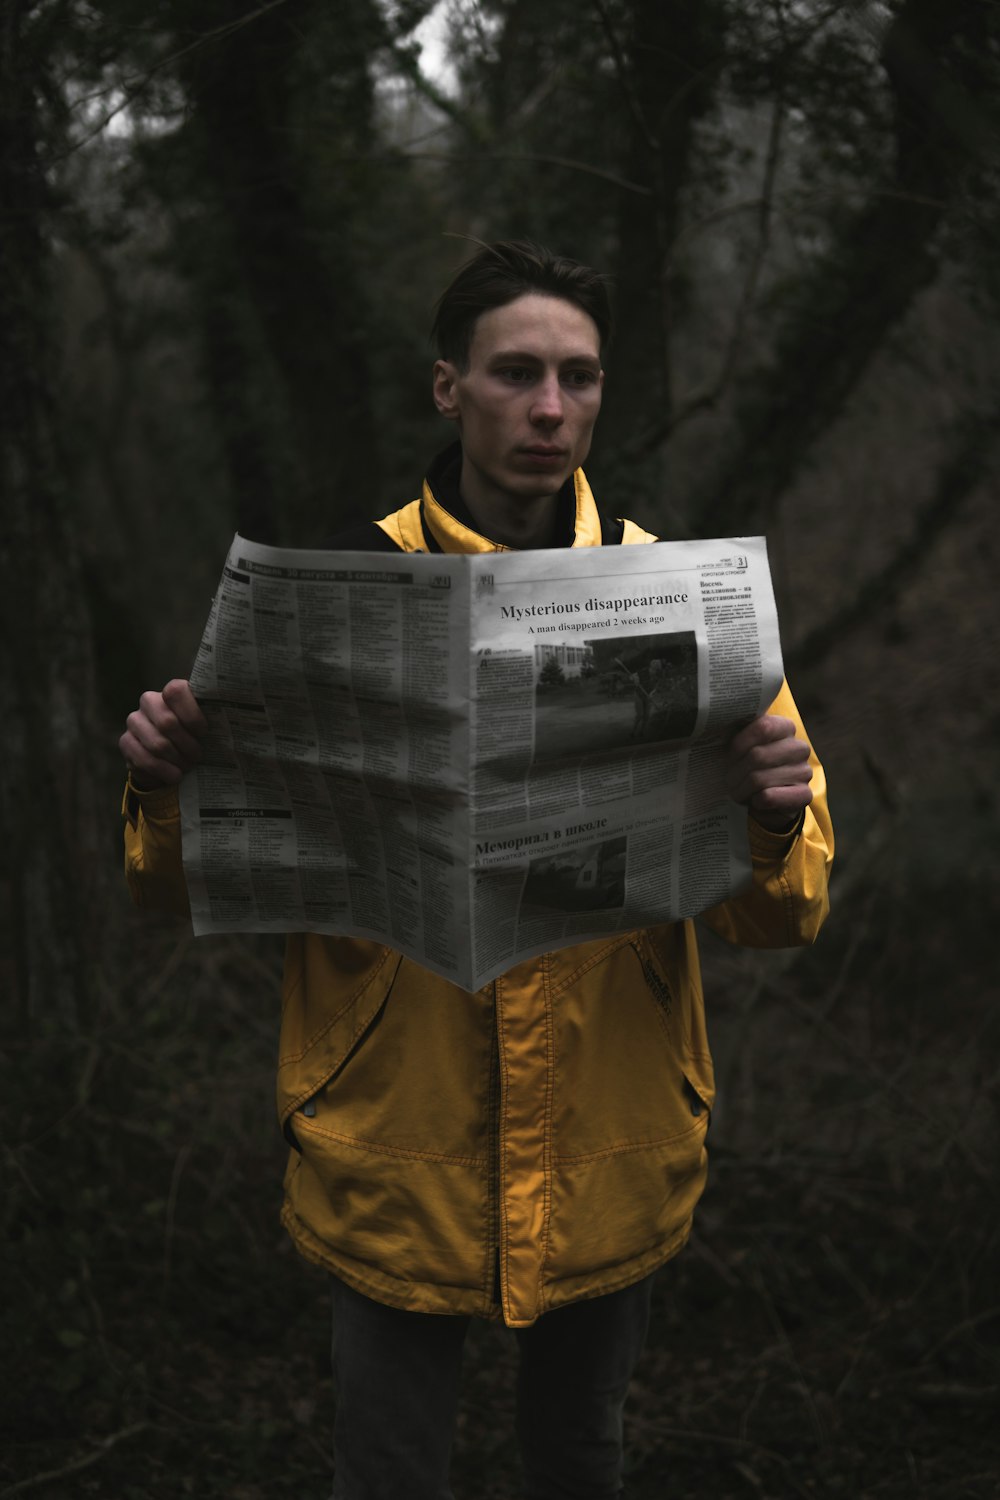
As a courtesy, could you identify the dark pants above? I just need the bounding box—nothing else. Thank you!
[329,1272,656,1500]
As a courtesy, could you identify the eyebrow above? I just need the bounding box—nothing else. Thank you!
[489,349,602,369]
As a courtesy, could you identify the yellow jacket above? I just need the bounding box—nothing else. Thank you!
[123,464,833,1327]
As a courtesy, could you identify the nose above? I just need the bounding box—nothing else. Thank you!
[530,375,564,427]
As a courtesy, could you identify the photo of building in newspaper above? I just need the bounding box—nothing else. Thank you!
[533,630,698,761]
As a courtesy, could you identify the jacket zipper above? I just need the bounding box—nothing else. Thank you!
[488,980,502,1308]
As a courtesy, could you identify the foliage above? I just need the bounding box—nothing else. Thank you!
[537,654,566,688]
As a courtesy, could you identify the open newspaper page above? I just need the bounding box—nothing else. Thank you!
[180,537,471,983]
[465,538,782,987]
[180,534,783,990]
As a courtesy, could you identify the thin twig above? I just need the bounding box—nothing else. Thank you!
[57,0,296,158]
[668,182,950,268]
[161,1138,195,1293]
[3,1145,43,1203]
[79,1254,122,1377]
[0,1424,149,1498]
[746,1258,830,1452]
[915,1305,1000,1367]
[910,1383,1000,1405]
[337,148,654,196]
[592,0,658,154]
[626,1418,815,1498]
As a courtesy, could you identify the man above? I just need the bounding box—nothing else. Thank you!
[120,240,833,1500]
[613,656,652,741]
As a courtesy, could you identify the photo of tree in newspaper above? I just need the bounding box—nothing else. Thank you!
[533,630,698,761]
[521,836,628,913]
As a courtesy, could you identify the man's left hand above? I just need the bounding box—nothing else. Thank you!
[726,714,813,833]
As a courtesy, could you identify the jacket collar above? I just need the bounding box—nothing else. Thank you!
[418,443,605,553]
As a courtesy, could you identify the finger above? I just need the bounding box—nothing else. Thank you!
[118,728,184,785]
[135,691,206,763]
[121,712,189,770]
[730,759,813,806]
[733,735,811,775]
[727,726,811,796]
[728,713,796,759]
[750,783,814,817]
[162,678,209,735]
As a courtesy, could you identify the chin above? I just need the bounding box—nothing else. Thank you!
[508,469,572,499]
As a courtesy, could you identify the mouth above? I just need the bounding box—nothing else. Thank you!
[519,447,568,462]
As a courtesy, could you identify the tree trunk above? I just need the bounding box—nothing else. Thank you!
[166,0,383,546]
[0,0,105,1019]
[601,0,726,470]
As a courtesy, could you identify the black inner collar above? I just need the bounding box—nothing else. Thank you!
[422,442,577,552]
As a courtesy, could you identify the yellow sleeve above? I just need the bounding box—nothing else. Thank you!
[121,780,191,918]
[700,681,834,948]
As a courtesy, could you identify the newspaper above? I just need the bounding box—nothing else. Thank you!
[180,533,784,989]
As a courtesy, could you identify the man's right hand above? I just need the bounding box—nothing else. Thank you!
[119,679,208,790]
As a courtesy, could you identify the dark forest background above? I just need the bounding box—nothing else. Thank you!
[2,1,999,1495]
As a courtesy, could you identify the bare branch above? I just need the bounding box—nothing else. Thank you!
[506,63,567,134]
[56,0,298,157]
[669,185,951,262]
[382,37,490,141]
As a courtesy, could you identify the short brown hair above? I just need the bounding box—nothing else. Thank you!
[431,239,612,369]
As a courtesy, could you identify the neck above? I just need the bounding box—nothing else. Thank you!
[458,462,562,550]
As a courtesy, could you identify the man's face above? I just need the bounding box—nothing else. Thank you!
[432,292,604,512]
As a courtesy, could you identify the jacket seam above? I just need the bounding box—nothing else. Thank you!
[777,864,796,943]
[295,1118,487,1166]
[547,933,635,997]
[534,1226,691,1316]
[283,1203,495,1308]
[277,947,396,1065]
[280,954,405,1118]
[553,1119,707,1165]
[424,490,512,553]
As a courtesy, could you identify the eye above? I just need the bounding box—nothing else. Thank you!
[564,369,599,388]
[498,366,534,383]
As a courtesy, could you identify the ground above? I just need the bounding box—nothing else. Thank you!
[534,677,695,761]
[2,865,998,1499]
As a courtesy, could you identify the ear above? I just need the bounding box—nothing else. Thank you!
[433,360,462,422]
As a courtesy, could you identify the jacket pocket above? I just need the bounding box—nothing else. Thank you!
[293,957,495,1163]
[286,984,393,1149]
[278,939,402,1142]
[549,936,709,1161]
[632,930,715,1114]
